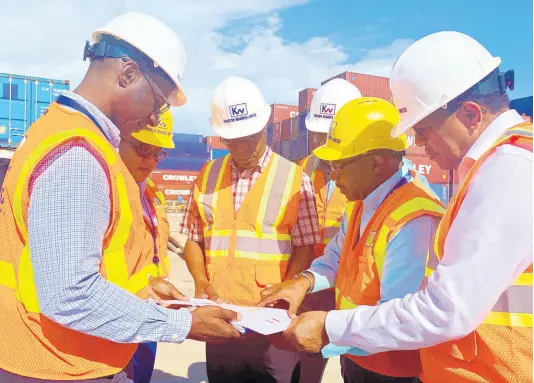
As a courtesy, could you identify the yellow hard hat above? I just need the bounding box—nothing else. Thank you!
[131,110,175,149]
[313,97,407,161]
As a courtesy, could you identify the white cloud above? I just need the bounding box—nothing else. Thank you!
[0,0,411,135]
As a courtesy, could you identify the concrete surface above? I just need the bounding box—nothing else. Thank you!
[152,213,342,382]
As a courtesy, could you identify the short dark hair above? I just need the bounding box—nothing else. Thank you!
[446,69,510,115]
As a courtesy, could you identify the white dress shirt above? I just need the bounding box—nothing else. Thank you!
[325,109,533,354]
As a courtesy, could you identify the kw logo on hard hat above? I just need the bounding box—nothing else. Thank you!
[224,103,257,124]
[314,103,336,120]
[328,120,341,143]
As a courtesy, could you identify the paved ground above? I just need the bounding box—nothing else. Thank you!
[151,213,342,382]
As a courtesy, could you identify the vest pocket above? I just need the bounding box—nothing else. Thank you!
[255,263,282,287]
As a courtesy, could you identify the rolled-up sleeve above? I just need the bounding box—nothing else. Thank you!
[28,144,192,344]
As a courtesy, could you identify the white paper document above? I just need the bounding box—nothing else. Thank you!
[157,299,292,335]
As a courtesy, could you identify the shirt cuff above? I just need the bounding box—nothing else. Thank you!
[307,269,331,293]
[325,309,354,347]
[160,308,193,343]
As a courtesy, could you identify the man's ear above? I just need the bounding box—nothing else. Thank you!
[119,60,140,88]
[371,153,385,175]
[456,101,483,135]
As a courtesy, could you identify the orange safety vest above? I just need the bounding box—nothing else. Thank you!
[300,154,353,258]
[0,103,159,380]
[193,152,302,305]
[420,123,533,383]
[335,170,445,378]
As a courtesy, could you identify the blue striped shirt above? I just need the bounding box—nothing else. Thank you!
[27,91,191,344]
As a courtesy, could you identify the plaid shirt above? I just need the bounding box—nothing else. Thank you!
[179,147,321,247]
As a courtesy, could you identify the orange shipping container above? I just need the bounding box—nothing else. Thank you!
[405,128,427,155]
[299,88,317,113]
[269,104,299,124]
[150,170,198,187]
[321,72,392,102]
[406,154,448,184]
[205,136,227,150]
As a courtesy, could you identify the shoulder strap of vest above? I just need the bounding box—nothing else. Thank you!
[146,178,165,205]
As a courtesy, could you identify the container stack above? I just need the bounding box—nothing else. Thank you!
[205,136,229,160]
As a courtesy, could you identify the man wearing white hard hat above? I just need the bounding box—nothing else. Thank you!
[179,76,322,382]
[292,78,361,383]
[0,13,242,382]
[261,31,533,383]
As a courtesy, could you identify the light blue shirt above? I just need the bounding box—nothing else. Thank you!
[307,159,440,358]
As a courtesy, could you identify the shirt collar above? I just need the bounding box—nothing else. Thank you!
[231,146,272,174]
[61,90,121,149]
[463,109,525,162]
[363,158,410,211]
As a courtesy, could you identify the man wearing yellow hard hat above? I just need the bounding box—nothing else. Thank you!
[118,110,179,383]
[259,97,445,382]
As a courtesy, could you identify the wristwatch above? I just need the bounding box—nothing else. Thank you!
[293,271,314,294]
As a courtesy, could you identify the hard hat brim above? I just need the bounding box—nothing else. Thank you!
[304,112,332,133]
[391,56,502,137]
[211,104,271,139]
[131,131,175,149]
[313,145,345,161]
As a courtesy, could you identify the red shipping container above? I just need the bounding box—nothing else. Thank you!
[269,104,299,124]
[150,170,199,187]
[406,154,448,184]
[299,88,317,113]
[281,119,292,141]
[290,116,299,139]
[308,132,322,153]
[204,136,227,150]
[273,122,282,143]
[158,185,194,201]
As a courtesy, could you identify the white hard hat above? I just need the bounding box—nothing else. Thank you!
[209,76,271,139]
[305,78,362,133]
[93,12,187,107]
[390,31,501,137]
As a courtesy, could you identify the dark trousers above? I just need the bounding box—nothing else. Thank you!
[131,342,157,383]
[206,337,299,383]
[341,356,421,383]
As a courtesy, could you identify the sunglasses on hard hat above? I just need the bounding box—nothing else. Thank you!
[123,137,168,161]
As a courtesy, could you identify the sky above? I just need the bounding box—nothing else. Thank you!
[1,0,531,135]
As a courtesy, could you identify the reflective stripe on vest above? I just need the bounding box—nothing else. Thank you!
[424,125,533,328]
[0,129,151,310]
[199,154,297,261]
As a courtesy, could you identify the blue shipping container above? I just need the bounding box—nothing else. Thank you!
[298,113,308,137]
[267,124,273,144]
[170,141,210,159]
[158,157,207,172]
[173,133,204,144]
[510,96,533,118]
[211,148,229,160]
[0,72,70,148]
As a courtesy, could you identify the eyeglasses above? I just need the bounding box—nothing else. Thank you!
[123,137,168,161]
[220,130,264,146]
[143,72,171,123]
[329,153,370,173]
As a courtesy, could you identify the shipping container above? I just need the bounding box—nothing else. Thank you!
[158,185,194,202]
[169,141,209,159]
[298,113,308,137]
[510,96,533,120]
[295,136,308,161]
[308,132,322,153]
[273,122,282,143]
[428,183,447,206]
[158,156,207,172]
[290,116,299,139]
[298,88,317,113]
[205,135,227,149]
[281,140,291,159]
[405,128,427,155]
[174,133,203,144]
[321,72,392,102]
[269,104,299,124]
[211,148,229,160]
[281,119,292,141]
[272,141,281,154]
[150,169,198,186]
[0,72,70,148]
[267,124,273,144]
[406,154,448,184]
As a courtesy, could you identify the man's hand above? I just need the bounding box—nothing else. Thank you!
[188,306,243,343]
[195,279,222,303]
[269,311,329,353]
[257,274,312,317]
[148,277,189,307]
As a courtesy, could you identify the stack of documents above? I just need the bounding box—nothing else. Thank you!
[158,298,292,335]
